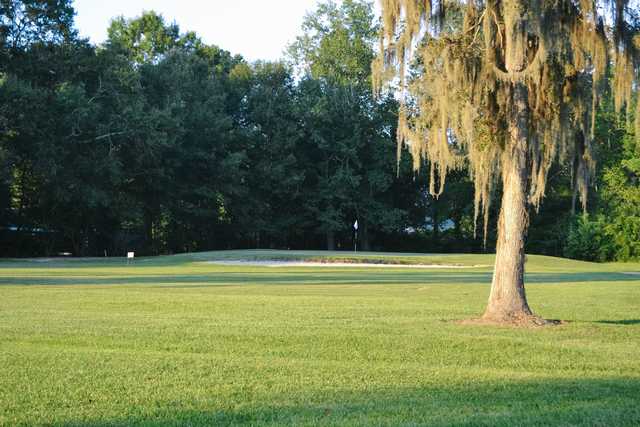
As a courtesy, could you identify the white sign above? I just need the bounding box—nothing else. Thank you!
[127,252,135,259]
[353,220,358,231]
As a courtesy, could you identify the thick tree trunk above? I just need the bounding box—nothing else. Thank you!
[482,81,550,322]
[432,203,439,243]
[482,83,533,321]
[362,223,371,252]
[481,1,546,324]
[144,210,154,255]
[326,231,335,251]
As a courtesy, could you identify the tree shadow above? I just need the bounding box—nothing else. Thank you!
[1,270,639,288]
[52,377,640,426]
[596,319,640,325]
[0,272,492,287]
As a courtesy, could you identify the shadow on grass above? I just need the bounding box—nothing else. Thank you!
[596,319,640,325]
[55,377,640,426]
[1,271,639,288]
[0,272,491,287]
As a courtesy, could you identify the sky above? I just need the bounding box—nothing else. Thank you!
[73,0,326,62]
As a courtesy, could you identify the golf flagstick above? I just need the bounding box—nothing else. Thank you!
[353,220,358,252]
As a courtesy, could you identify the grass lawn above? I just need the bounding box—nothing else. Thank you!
[1,250,639,426]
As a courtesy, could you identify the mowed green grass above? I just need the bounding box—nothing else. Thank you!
[1,251,639,426]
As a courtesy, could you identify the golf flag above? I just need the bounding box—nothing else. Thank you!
[353,220,358,230]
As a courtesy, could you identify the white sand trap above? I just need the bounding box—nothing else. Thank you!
[204,260,487,268]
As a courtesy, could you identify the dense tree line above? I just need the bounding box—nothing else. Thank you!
[0,0,638,260]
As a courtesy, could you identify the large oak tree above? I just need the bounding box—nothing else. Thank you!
[374,0,640,324]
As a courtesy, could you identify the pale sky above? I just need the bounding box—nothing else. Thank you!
[73,0,327,62]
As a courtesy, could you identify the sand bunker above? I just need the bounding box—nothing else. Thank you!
[204,260,487,268]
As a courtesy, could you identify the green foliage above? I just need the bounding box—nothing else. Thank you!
[0,2,422,256]
[2,1,638,259]
[564,215,612,262]
[0,0,76,53]
[288,0,377,85]
[599,162,640,260]
[238,61,305,247]
[562,166,640,263]
[107,11,190,65]
[563,94,640,262]
[286,0,414,250]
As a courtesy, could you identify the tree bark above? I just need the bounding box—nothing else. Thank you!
[144,209,155,255]
[432,202,439,243]
[481,1,542,324]
[326,231,335,251]
[362,222,371,252]
[482,82,533,322]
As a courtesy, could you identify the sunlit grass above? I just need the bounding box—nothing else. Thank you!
[1,251,639,426]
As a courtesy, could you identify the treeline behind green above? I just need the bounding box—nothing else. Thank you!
[1,0,638,260]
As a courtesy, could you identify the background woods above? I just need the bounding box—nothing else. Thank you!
[1,0,638,260]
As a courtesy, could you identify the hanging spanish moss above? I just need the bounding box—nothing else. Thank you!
[374,0,639,236]
[374,0,640,323]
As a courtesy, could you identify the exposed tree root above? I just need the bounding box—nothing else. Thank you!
[458,313,564,328]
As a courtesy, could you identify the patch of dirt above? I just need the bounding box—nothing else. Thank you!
[457,316,565,328]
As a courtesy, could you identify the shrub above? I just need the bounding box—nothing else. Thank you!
[564,215,613,262]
